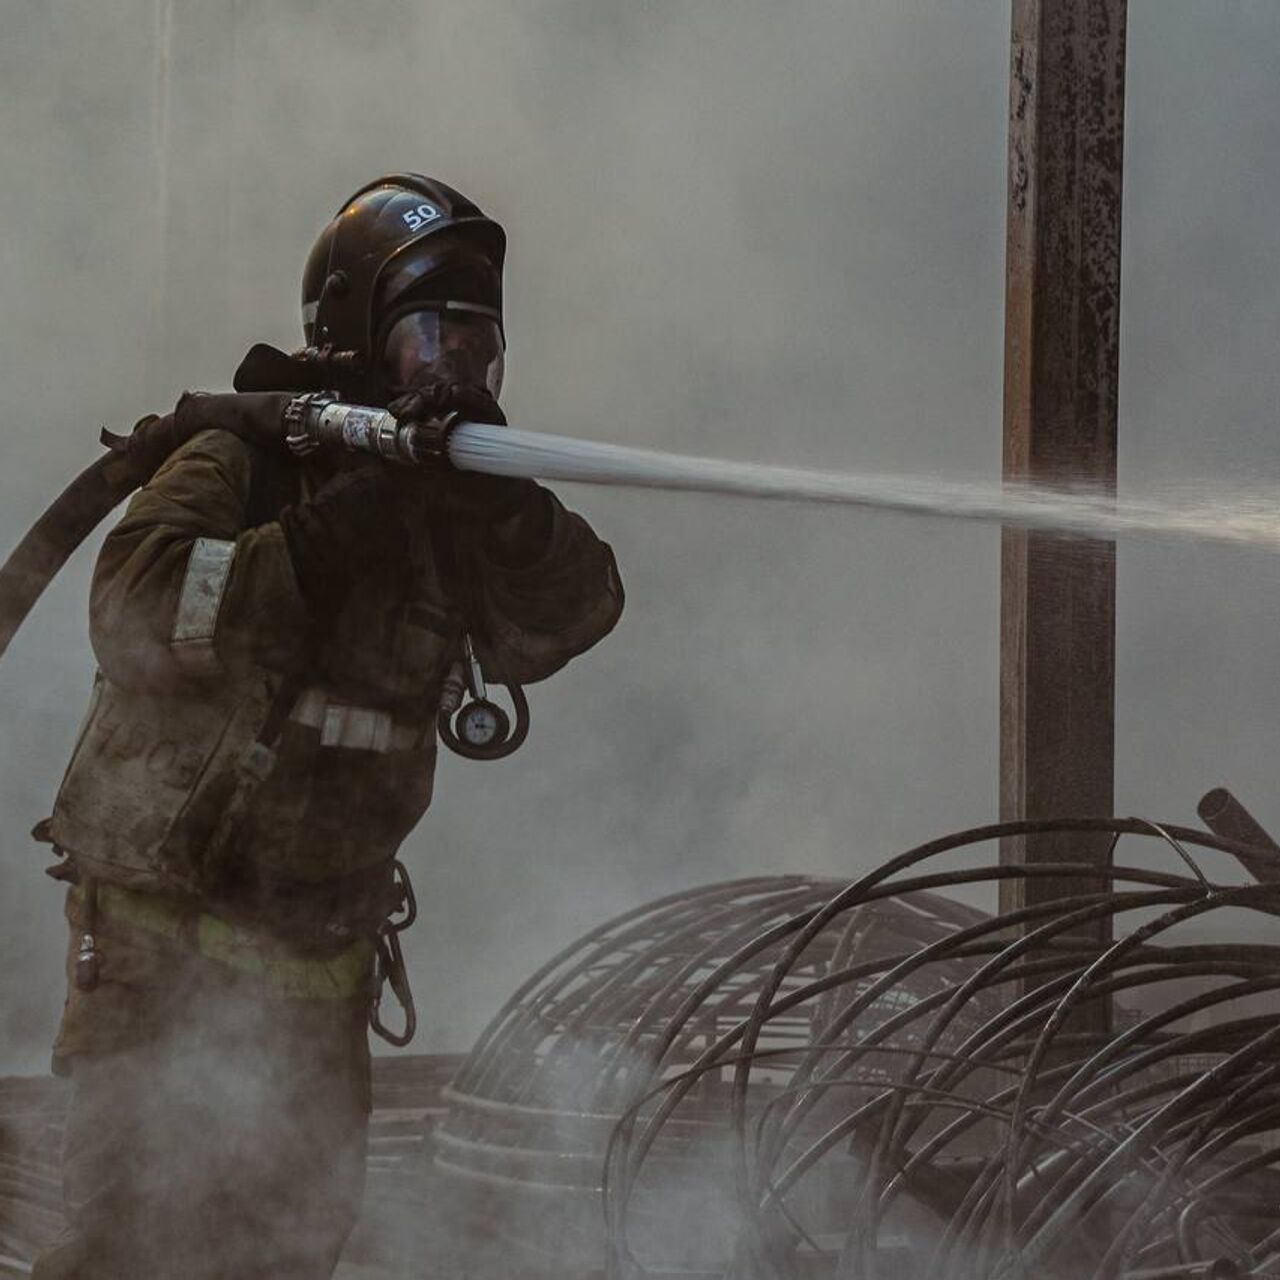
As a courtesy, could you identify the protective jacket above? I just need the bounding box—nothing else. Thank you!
[47,417,623,942]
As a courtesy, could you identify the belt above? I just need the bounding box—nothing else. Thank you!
[290,687,422,753]
[70,881,376,1001]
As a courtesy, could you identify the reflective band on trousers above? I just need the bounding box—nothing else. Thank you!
[72,881,375,1000]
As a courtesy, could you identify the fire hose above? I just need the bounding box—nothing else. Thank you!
[16,387,1280,684]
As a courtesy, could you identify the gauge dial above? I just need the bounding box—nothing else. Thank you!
[458,700,509,748]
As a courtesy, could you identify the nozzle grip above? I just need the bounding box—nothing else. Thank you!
[283,394,459,467]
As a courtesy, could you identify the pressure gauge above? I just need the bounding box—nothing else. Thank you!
[457,699,510,750]
[436,633,531,761]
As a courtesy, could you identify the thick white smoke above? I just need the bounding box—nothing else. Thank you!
[2,0,1279,1091]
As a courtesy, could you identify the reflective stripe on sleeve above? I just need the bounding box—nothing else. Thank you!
[171,537,236,676]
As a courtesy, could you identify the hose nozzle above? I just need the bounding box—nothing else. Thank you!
[283,393,460,467]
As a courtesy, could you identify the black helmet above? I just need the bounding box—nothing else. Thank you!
[300,173,506,383]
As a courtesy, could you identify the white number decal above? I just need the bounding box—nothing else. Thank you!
[402,202,441,233]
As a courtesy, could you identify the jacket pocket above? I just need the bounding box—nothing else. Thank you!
[49,675,272,893]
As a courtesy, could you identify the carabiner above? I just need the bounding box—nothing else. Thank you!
[370,924,417,1047]
[386,859,417,933]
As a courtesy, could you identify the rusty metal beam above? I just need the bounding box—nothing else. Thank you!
[999,0,1128,970]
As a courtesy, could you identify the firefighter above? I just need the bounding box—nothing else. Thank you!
[31,174,623,1279]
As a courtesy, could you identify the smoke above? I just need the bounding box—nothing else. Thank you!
[2,0,1280,1111]
[29,951,369,1277]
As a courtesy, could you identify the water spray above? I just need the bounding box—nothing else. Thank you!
[5,390,1280,671]
[290,394,1280,554]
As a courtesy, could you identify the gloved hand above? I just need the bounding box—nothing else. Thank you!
[386,381,507,430]
[278,462,423,613]
[387,383,547,529]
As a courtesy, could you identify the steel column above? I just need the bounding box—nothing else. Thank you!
[999,0,1128,967]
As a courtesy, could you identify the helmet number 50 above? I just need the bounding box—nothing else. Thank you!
[402,202,441,232]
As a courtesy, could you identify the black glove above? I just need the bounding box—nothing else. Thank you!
[387,383,547,529]
[278,463,422,613]
[386,381,507,430]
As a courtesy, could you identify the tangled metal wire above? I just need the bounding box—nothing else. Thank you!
[597,817,1280,1280]
[439,875,992,1273]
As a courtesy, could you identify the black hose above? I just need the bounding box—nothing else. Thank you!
[0,450,145,660]
[0,397,294,666]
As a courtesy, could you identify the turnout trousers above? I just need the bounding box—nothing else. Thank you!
[33,889,373,1280]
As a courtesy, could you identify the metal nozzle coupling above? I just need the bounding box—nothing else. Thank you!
[283,394,459,467]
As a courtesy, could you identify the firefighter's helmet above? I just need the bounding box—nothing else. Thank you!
[300,174,506,393]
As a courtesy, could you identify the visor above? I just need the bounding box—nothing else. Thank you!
[381,307,505,398]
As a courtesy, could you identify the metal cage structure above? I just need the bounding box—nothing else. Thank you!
[436,819,1280,1280]
[436,875,1000,1275]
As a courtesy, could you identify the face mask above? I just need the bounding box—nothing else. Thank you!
[380,308,505,399]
